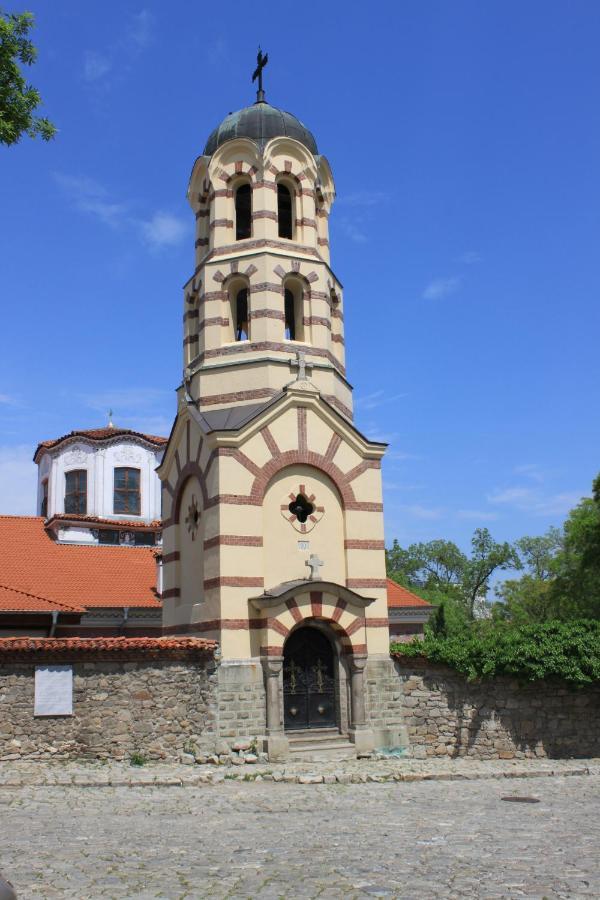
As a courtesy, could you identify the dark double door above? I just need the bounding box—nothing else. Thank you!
[283,628,336,729]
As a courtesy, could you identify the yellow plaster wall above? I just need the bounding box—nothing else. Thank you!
[263,464,346,589]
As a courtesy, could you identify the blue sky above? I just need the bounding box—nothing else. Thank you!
[1,0,599,554]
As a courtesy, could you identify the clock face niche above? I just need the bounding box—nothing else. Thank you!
[281,484,324,534]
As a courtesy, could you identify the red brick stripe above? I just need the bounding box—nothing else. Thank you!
[203,576,264,590]
[267,617,290,638]
[203,535,263,549]
[298,407,307,452]
[260,426,280,457]
[200,388,277,407]
[346,616,365,636]
[285,597,302,623]
[325,433,342,461]
[310,590,323,618]
[332,598,347,623]
[346,578,387,589]
[345,459,381,482]
[161,588,180,599]
[161,551,180,564]
[344,540,385,550]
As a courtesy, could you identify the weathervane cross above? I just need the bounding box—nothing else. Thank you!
[252,47,268,101]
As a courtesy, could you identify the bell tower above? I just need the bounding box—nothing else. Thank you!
[158,59,401,761]
[181,72,351,421]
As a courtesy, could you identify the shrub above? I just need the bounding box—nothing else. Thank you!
[391,620,600,686]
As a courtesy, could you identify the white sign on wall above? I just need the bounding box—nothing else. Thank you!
[34,665,73,717]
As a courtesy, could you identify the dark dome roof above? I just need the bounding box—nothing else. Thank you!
[204,101,318,156]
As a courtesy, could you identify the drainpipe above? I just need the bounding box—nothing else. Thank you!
[49,610,59,637]
[121,606,130,633]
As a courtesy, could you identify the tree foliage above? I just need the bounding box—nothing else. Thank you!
[0,8,55,146]
[391,620,600,686]
[386,529,520,620]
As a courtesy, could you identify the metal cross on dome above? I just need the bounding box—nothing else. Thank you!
[252,47,268,102]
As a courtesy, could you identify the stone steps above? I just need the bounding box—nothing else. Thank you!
[287,728,357,761]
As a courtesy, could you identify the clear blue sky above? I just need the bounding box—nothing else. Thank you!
[1,0,599,553]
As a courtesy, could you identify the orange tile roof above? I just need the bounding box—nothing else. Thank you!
[0,584,85,614]
[386,578,433,609]
[34,426,168,461]
[46,514,162,530]
[0,636,216,659]
[0,516,161,610]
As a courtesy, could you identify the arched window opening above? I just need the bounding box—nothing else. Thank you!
[65,470,87,515]
[284,288,296,340]
[288,493,314,524]
[283,281,305,342]
[278,183,293,239]
[235,183,252,240]
[114,467,141,516]
[235,288,249,341]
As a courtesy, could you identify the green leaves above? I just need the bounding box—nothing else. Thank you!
[0,8,56,146]
[392,620,600,686]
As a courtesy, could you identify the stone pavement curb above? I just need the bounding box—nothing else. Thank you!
[0,762,598,788]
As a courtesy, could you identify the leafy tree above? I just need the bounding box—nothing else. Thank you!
[461,528,521,618]
[0,8,55,146]
[387,529,520,620]
[494,528,563,623]
[552,477,600,618]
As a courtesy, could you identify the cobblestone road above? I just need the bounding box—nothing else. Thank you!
[1,776,598,899]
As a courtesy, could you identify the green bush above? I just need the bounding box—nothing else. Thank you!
[391,620,600,686]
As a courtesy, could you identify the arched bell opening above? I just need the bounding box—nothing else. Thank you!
[282,621,349,733]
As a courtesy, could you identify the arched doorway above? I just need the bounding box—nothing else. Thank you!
[283,626,336,730]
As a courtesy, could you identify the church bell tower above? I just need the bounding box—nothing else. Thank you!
[158,57,399,760]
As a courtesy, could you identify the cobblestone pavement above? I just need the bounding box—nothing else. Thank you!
[1,774,599,899]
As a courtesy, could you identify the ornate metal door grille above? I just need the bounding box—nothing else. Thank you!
[283,628,335,729]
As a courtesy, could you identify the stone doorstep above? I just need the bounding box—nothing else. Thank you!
[0,763,597,788]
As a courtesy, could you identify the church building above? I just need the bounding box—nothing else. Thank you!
[157,62,419,758]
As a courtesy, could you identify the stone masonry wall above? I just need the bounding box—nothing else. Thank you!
[395,659,600,760]
[365,657,406,749]
[216,661,266,743]
[0,660,218,761]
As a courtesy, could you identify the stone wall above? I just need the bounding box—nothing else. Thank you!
[365,656,406,749]
[0,639,276,762]
[394,658,600,760]
[216,661,266,742]
[0,660,218,761]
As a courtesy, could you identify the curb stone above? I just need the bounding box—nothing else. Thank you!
[0,764,595,788]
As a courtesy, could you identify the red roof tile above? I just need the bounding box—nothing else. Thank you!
[386,578,433,609]
[0,636,216,660]
[0,516,161,611]
[46,514,162,530]
[0,585,85,614]
[34,426,167,461]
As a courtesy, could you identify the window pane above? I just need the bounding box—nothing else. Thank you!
[278,184,293,239]
[99,529,119,544]
[114,490,128,513]
[114,468,127,488]
[285,289,296,340]
[128,468,140,489]
[235,184,252,240]
[134,532,154,546]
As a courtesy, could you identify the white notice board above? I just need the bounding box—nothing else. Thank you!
[34,665,73,716]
